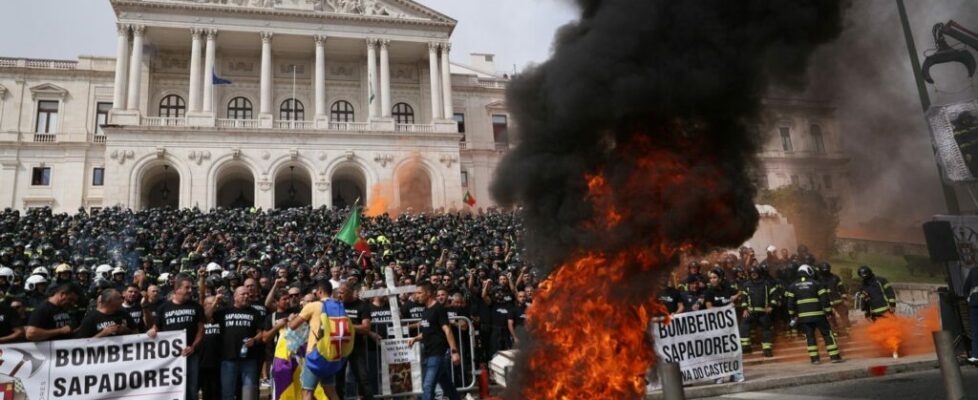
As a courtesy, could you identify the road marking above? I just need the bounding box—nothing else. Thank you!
[720,392,841,400]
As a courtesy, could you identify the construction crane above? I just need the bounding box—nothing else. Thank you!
[922,20,978,84]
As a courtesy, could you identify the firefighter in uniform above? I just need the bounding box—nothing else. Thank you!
[857,265,896,320]
[786,264,842,364]
[815,262,849,334]
[739,265,779,357]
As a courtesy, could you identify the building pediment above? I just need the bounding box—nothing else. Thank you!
[29,83,68,99]
[121,0,455,25]
[486,100,506,111]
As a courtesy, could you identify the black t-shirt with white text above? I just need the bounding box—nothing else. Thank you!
[75,309,135,338]
[122,303,145,332]
[343,299,371,352]
[419,303,450,358]
[368,303,393,345]
[216,306,262,360]
[200,322,221,368]
[27,301,74,340]
[155,300,204,345]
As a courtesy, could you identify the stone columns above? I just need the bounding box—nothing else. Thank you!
[202,29,217,114]
[440,42,453,120]
[314,35,327,120]
[379,39,391,118]
[112,24,130,110]
[126,25,145,112]
[260,32,273,117]
[366,38,378,119]
[188,28,203,113]
[427,42,442,121]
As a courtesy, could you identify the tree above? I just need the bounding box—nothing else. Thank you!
[757,185,840,258]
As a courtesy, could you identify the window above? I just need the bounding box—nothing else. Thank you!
[331,101,354,122]
[823,174,833,190]
[159,95,186,118]
[92,167,105,186]
[32,167,51,186]
[392,103,415,124]
[811,124,826,154]
[492,114,509,144]
[453,113,466,136]
[280,98,304,121]
[779,127,793,152]
[35,100,59,134]
[228,97,253,120]
[93,102,112,135]
[461,171,469,187]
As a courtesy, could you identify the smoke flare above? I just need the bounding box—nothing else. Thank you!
[491,1,845,398]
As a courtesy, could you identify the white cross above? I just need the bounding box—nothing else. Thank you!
[360,266,417,340]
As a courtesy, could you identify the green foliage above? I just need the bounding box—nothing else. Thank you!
[829,253,946,284]
[757,185,840,258]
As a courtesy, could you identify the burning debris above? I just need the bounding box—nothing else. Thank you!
[490,1,845,398]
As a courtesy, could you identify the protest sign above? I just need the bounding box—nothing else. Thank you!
[0,331,186,400]
[651,305,743,384]
[379,338,422,395]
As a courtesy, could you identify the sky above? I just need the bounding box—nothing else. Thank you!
[0,0,577,72]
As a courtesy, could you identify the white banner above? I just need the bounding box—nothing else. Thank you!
[651,305,743,384]
[379,338,422,396]
[0,331,187,400]
[927,99,978,182]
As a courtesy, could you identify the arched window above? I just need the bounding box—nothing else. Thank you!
[392,103,415,124]
[280,99,304,121]
[159,95,186,118]
[228,97,253,120]
[810,124,826,154]
[330,101,354,123]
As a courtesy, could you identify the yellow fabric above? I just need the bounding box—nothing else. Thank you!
[299,301,323,354]
[273,334,328,400]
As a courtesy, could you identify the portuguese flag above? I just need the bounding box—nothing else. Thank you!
[336,205,371,255]
[464,190,477,207]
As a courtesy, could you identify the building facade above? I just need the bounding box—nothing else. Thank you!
[0,0,848,214]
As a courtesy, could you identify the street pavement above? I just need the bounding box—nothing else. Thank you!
[702,367,978,399]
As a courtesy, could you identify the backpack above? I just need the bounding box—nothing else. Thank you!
[305,299,355,378]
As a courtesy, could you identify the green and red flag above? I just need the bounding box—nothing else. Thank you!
[464,190,476,207]
[336,205,371,255]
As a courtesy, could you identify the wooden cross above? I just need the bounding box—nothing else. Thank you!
[360,266,417,340]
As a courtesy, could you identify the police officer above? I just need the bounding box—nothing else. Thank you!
[816,262,849,334]
[786,264,842,364]
[856,266,896,321]
[739,266,778,357]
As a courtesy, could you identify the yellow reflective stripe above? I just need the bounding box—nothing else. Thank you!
[797,298,819,304]
[761,343,773,349]
[827,349,840,356]
[806,346,818,350]
[785,292,796,297]
[871,306,890,314]
[817,289,828,295]
[798,311,825,318]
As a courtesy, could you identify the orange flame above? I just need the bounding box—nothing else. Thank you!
[365,183,391,217]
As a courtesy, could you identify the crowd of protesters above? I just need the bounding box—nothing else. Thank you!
[0,206,532,400]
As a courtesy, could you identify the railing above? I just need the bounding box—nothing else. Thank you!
[93,134,107,144]
[33,134,56,143]
[0,57,77,70]
[495,142,511,152]
[328,121,371,132]
[273,120,314,130]
[476,78,508,89]
[142,116,186,127]
[216,118,262,129]
[459,141,467,150]
[394,123,435,133]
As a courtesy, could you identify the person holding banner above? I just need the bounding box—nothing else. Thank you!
[216,286,266,400]
[148,274,205,400]
[26,282,78,342]
[407,282,461,400]
[703,268,744,384]
[75,288,135,338]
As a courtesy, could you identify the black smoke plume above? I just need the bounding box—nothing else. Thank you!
[490,0,846,397]
[492,0,846,272]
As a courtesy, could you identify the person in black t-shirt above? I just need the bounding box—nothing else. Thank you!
[367,293,393,392]
[507,291,528,348]
[336,282,378,400]
[142,284,163,329]
[26,283,78,341]
[407,283,460,400]
[75,288,135,338]
[216,285,264,400]
[148,274,204,400]
[446,292,472,388]
[121,284,145,332]
[0,285,23,343]
[200,295,222,400]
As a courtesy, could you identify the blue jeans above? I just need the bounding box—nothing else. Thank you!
[421,351,460,400]
[221,359,258,400]
[970,305,978,358]
[185,351,200,400]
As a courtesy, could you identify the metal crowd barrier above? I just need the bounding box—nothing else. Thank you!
[351,316,478,399]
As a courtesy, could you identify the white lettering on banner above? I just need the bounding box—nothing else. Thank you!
[0,331,186,399]
[651,305,743,384]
